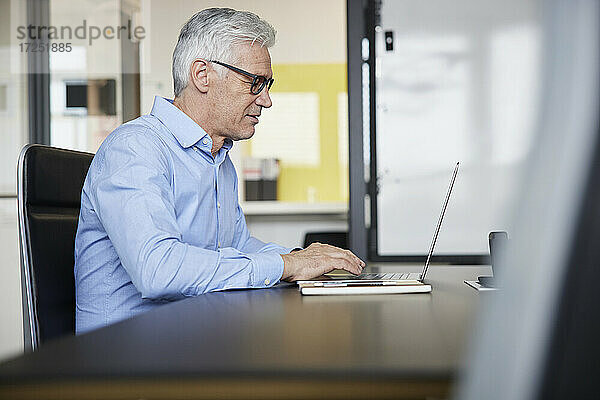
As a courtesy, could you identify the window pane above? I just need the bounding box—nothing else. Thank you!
[0,0,28,360]
[1,0,28,195]
[48,0,143,153]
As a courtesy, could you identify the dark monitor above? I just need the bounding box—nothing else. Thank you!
[97,79,116,116]
[65,80,116,115]
[66,84,87,108]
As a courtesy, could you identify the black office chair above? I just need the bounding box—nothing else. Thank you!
[303,231,349,249]
[17,144,94,351]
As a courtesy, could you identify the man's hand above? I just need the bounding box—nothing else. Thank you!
[280,243,365,282]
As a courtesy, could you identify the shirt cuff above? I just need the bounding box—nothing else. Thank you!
[248,251,285,288]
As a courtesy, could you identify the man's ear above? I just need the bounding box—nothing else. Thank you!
[189,59,210,94]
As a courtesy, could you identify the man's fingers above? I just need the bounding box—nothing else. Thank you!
[343,249,365,268]
[335,263,357,276]
[301,244,365,277]
[334,258,362,275]
[321,244,365,269]
[331,249,363,272]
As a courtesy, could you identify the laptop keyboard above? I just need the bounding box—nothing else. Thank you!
[353,272,411,280]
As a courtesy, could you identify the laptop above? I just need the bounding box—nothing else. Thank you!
[299,162,459,286]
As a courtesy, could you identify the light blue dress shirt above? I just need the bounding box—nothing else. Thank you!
[74,96,291,334]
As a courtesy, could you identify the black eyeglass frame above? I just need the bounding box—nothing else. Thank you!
[209,60,274,95]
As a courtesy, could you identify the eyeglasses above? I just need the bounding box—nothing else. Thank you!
[210,60,274,95]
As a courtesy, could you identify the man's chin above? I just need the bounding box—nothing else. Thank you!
[231,129,255,141]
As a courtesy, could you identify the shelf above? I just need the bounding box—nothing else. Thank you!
[240,201,348,216]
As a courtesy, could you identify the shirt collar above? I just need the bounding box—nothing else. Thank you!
[150,96,213,150]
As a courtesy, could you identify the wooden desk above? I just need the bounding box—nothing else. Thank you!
[0,265,491,399]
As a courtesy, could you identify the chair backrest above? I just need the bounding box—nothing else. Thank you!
[303,231,349,249]
[17,144,94,351]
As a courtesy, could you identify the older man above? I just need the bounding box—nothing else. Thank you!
[74,8,364,333]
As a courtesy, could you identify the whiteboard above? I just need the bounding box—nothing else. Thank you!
[374,0,542,255]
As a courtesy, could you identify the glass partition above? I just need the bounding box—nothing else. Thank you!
[0,0,29,360]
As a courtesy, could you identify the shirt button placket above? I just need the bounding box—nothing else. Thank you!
[215,163,219,250]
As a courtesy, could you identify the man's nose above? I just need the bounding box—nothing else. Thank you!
[255,87,272,108]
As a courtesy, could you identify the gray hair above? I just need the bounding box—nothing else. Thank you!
[172,8,276,97]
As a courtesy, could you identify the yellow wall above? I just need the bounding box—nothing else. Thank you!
[248,63,348,202]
